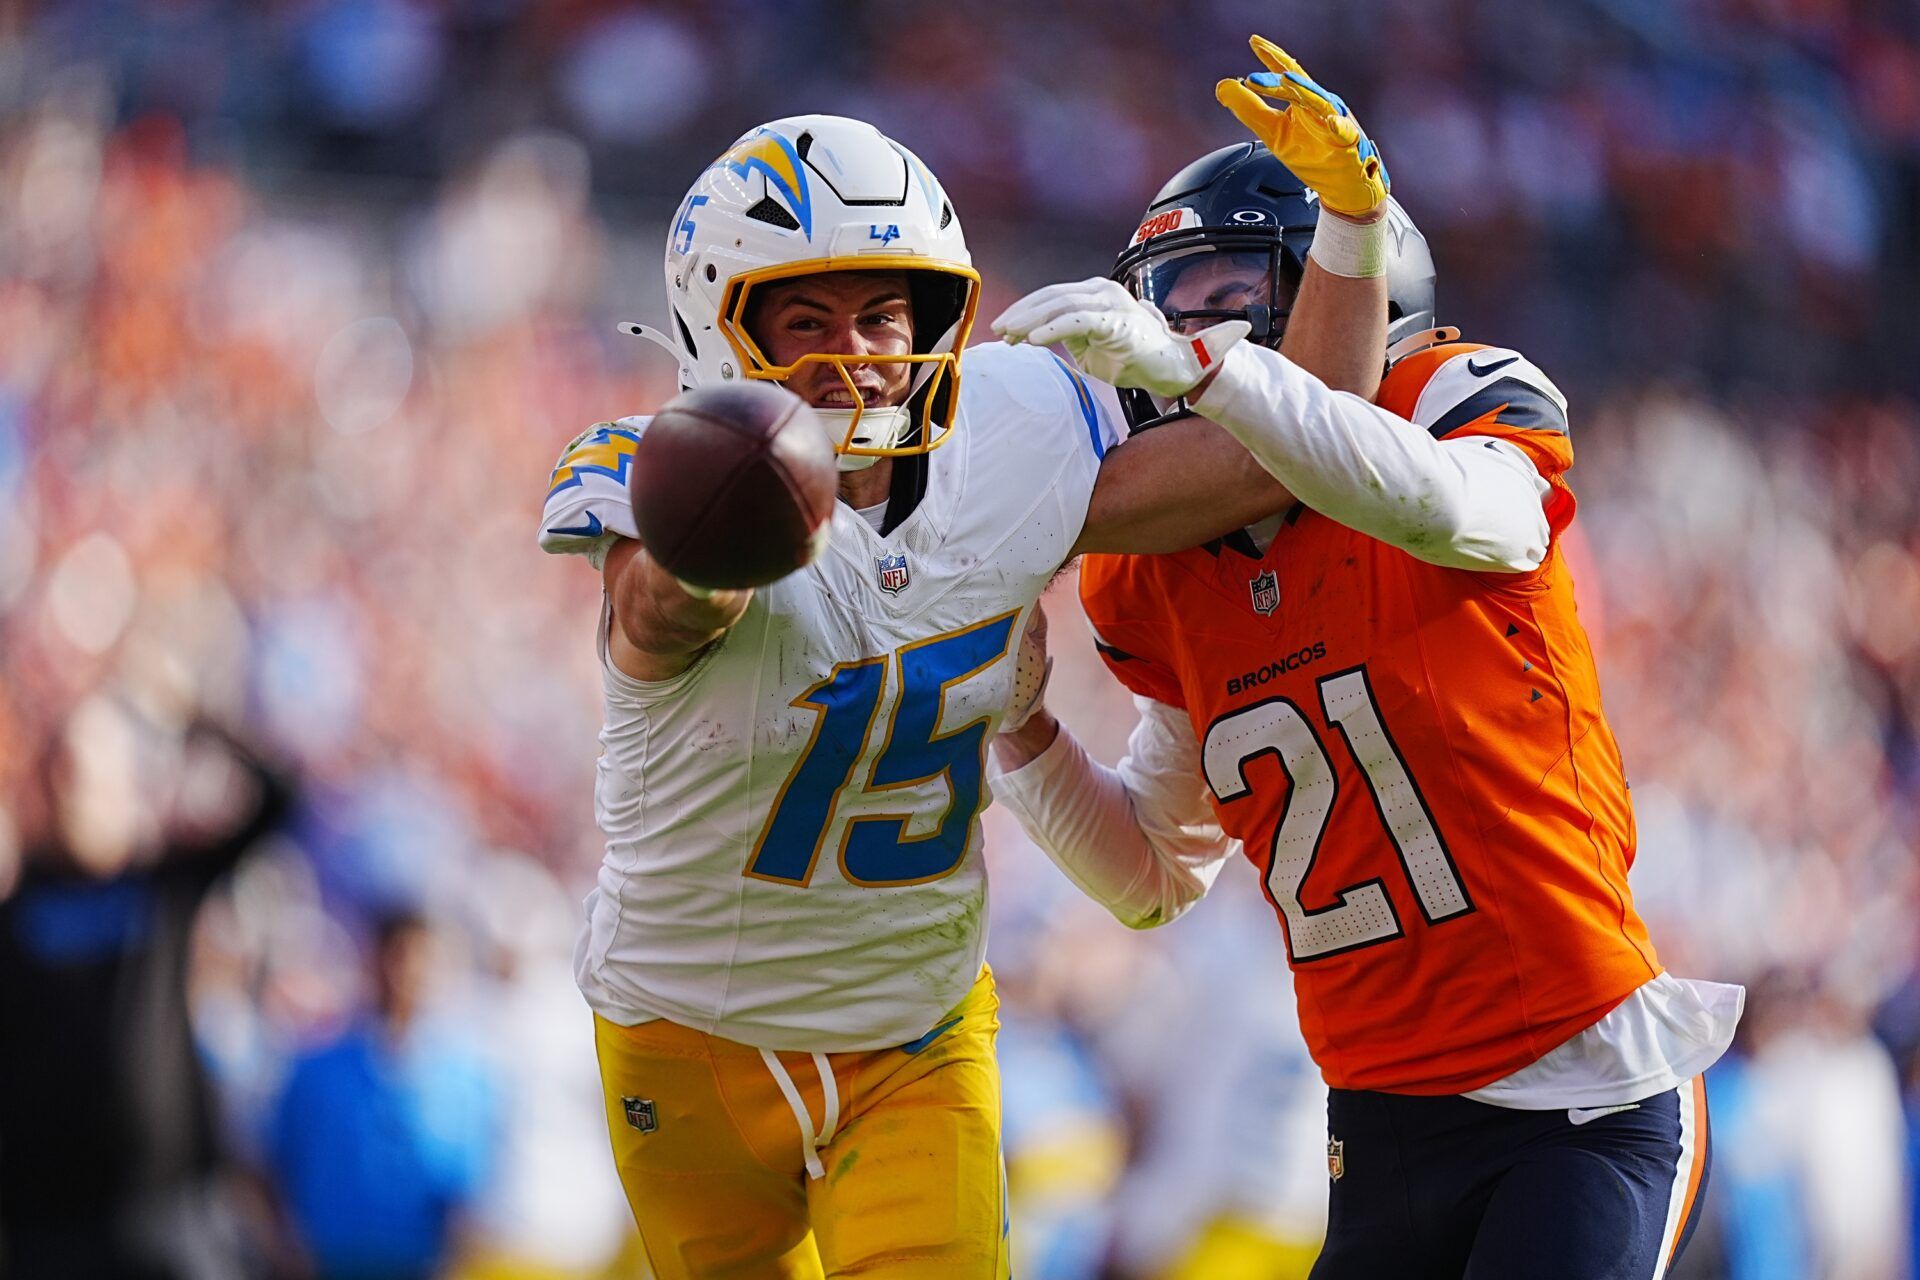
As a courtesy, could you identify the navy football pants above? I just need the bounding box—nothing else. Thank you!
[1310,1078,1709,1280]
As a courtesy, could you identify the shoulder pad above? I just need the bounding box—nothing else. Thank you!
[1405,345,1568,440]
[959,340,1055,408]
[963,340,1118,461]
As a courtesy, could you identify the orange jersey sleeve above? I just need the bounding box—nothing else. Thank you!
[1378,340,1577,540]
[1079,553,1188,708]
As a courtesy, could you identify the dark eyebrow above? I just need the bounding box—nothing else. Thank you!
[775,289,910,315]
[1205,281,1257,308]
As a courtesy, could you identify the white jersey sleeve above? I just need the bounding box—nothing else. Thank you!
[953,342,1122,571]
[990,697,1235,929]
[538,417,647,569]
[1191,343,1552,573]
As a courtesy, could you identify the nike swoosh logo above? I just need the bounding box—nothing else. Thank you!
[1567,1103,1640,1125]
[1467,354,1519,377]
[548,512,604,538]
[899,1016,963,1055]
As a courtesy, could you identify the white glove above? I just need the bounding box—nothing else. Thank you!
[1000,607,1054,734]
[992,277,1250,399]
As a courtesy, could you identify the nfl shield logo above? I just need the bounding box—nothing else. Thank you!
[876,552,911,595]
[1327,1136,1345,1181]
[622,1096,657,1134]
[1250,569,1280,616]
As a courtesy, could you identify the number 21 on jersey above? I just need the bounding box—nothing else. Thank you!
[745,611,1019,890]
[1202,665,1474,962]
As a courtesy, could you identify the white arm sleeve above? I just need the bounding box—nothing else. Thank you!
[1190,342,1553,572]
[990,697,1236,929]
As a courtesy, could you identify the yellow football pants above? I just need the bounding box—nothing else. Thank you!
[593,968,1010,1279]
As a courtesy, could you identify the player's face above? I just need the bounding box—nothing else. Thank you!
[749,271,917,411]
[1156,252,1285,333]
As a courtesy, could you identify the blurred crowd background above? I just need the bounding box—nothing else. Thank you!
[2,1,1918,1277]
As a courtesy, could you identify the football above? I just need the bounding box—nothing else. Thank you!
[629,383,838,590]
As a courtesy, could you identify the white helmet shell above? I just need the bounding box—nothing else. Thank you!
[660,115,979,466]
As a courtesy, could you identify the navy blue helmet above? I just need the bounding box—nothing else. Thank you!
[1111,142,1436,430]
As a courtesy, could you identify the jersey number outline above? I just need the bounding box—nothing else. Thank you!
[1201,665,1473,962]
[745,611,1020,889]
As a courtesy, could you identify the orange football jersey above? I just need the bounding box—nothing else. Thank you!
[1079,338,1661,1094]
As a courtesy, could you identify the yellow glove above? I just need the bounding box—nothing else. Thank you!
[1215,37,1389,218]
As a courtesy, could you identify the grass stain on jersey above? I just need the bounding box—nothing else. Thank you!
[925,892,986,956]
[899,892,987,1013]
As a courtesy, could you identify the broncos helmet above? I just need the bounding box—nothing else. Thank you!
[1111,141,1436,431]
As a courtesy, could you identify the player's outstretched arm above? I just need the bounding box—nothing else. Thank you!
[1001,44,1406,556]
[1053,228,1393,556]
[1067,412,1298,555]
[1218,37,1393,400]
[989,277,1310,555]
[602,537,750,683]
[1192,39,1549,570]
[997,281,1552,571]
[1183,343,1552,572]
[1283,255,1386,403]
[541,411,804,682]
[990,617,1233,930]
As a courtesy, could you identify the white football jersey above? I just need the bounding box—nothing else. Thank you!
[541,342,1120,1051]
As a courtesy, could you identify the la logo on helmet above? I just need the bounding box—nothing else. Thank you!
[869,224,901,247]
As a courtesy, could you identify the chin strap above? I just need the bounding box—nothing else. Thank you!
[616,321,697,387]
[817,405,914,473]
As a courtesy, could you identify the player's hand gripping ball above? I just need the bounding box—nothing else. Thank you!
[630,383,838,591]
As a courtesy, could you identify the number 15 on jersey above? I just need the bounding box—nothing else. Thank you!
[745,611,1020,890]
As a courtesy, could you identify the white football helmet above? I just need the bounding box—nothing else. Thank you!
[627,115,979,471]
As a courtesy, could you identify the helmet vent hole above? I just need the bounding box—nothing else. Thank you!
[744,196,801,231]
[674,308,698,359]
[939,201,953,230]
[796,131,814,159]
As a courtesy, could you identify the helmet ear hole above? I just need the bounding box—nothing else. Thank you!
[906,274,970,356]
[705,263,718,283]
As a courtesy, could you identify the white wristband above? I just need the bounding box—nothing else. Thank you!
[1306,206,1388,279]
